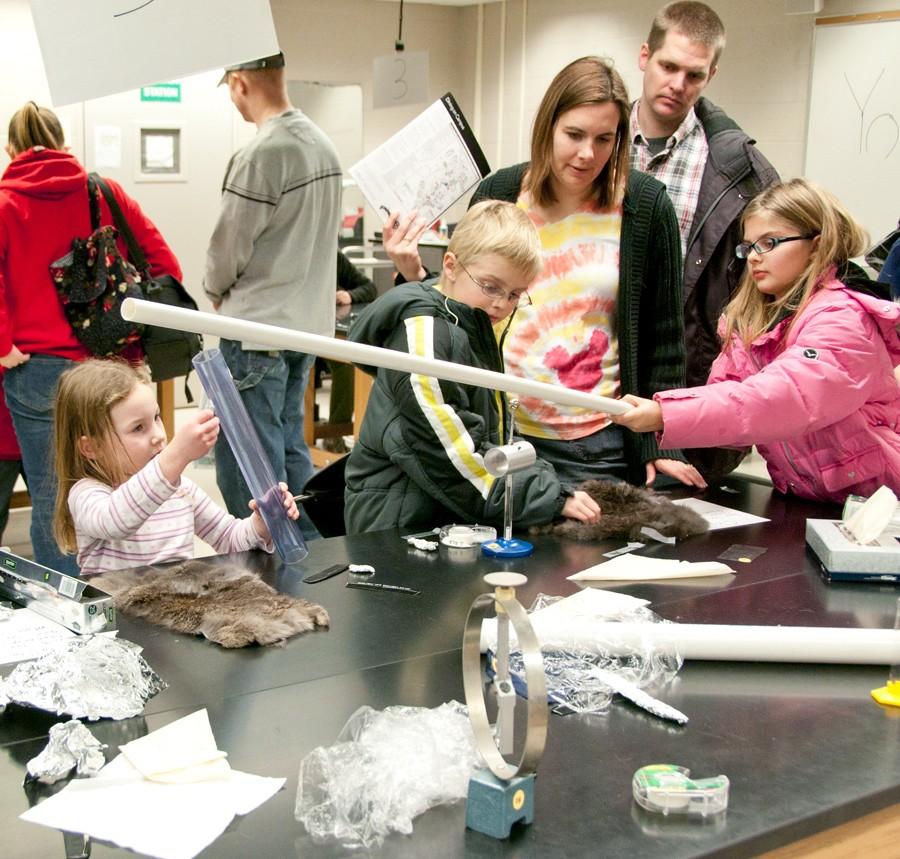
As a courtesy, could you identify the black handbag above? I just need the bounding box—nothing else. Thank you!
[91,175,203,383]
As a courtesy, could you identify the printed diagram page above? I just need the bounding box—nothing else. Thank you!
[349,93,491,227]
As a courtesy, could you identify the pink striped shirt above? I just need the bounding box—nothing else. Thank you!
[70,457,272,574]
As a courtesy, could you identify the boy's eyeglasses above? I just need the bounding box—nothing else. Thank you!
[735,235,816,259]
[458,260,533,308]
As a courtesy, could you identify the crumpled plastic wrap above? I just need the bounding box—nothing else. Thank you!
[0,635,166,720]
[295,701,481,849]
[504,593,683,717]
[26,719,108,784]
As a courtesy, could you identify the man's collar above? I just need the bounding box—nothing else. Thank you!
[630,100,701,149]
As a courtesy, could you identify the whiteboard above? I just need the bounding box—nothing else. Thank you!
[805,19,900,243]
[30,0,279,106]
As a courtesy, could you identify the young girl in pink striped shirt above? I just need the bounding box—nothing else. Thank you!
[52,359,298,575]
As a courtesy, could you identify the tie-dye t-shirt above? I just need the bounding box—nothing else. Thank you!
[504,203,622,440]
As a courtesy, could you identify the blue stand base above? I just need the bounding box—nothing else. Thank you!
[465,769,535,839]
[481,538,534,558]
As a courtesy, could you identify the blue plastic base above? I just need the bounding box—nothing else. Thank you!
[466,769,535,838]
[481,538,534,558]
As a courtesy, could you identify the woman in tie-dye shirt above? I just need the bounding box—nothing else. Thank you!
[385,57,705,489]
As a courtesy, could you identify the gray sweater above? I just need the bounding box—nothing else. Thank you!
[205,109,342,346]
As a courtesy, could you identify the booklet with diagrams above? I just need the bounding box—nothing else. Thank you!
[349,93,491,227]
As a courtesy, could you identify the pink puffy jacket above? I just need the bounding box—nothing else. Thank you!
[656,277,900,502]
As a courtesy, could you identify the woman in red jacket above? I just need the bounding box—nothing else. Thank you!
[0,102,181,574]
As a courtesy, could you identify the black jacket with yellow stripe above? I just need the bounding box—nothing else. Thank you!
[343,280,568,534]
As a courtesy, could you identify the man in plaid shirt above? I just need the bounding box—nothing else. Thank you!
[631,2,779,394]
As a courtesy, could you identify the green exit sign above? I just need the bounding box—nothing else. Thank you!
[141,83,181,103]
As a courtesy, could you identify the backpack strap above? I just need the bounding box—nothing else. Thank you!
[86,174,102,232]
[89,173,149,275]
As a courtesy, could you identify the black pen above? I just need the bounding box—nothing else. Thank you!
[346,581,420,596]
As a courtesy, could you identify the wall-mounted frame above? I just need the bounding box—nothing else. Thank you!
[134,122,186,182]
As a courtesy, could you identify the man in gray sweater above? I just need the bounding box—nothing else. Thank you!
[205,51,342,538]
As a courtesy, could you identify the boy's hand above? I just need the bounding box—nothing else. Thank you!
[383,210,428,282]
[562,490,602,523]
[158,409,219,483]
[249,482,299,540]
[609,395,664,433]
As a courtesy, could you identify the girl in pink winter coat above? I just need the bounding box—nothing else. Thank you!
[612,178,900,503]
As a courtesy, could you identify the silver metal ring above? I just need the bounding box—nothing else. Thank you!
[462,592,548,779]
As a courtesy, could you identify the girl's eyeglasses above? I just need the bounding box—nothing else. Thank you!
[458,260,533,308]
[735,235,817,259]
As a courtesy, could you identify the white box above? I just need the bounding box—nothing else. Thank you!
[806,519,900,579]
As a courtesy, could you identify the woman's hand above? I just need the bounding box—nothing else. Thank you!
[335,289,353,306]
[250,481,299,540]
[561,490,602,523]
[610,394,664,433]
[383,210,429,282]
[645,458,707,489]
[0,346,30,369]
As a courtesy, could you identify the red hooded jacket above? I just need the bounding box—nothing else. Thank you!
[0,146,181,359]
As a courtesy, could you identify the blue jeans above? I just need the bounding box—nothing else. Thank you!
[525,424,628,487]
[0,458,25,542]
[214,340,321,540]
[4,355,80,574]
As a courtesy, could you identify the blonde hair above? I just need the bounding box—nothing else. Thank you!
[445,200,542,282]
[53,359,153,553]
[647,2,726,67]
[526,56,630,210]
[722,178,869,346]
[7,102,65,155]
[233,65,287,100]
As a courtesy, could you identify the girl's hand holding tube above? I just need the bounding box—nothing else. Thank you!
[158,409,219,483]
[610,394,664,433]
[249,482,299,540]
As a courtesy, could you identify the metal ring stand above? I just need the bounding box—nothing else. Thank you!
[462,591,548,780]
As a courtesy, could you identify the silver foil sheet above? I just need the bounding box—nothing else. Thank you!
[0,635,166,720]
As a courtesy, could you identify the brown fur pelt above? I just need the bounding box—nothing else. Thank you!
[532,479,709,542]
[94,562,330,648]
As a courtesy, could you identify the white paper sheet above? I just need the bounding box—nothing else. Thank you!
[21,710,284,859]
[120,709,228,781]
[671,497,769,530]
[0,609,74,665]
[567,554,734,582]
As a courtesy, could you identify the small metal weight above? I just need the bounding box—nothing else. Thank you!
[483,441,537,478]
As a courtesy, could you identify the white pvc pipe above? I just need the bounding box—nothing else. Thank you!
[121,299,631,415]
[481,618,900,665]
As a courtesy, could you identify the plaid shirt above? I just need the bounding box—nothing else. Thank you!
[629,101,708,255]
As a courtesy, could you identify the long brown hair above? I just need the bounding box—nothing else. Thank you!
[7,102,65,155]
[722,178,869,346]
[53,359,152,553]
[525,56,630,210]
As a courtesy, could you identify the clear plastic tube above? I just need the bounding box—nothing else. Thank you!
[192,348,308,565]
